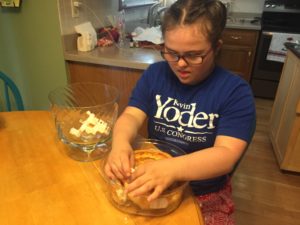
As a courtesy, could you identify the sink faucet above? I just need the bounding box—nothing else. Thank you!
[153,6,167,26]
[147,2,162,26]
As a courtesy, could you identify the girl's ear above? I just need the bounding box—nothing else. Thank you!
[215,39,223,55]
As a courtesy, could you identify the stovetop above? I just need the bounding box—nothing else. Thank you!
[263,0,300,13]
[264,0,283,8]
[262,0,300,32]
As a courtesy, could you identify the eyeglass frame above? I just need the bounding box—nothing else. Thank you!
[160,47,213,65]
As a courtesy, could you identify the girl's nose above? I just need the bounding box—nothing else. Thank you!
[177,57,189,67]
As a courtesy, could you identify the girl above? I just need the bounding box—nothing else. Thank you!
[105,1,256,224]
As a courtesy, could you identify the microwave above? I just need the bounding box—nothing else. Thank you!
[285,0,300,8]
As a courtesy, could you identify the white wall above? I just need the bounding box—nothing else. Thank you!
[232,0,265,13]
[58,0,119,35]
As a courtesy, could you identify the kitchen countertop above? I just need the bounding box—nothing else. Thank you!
[225,12,261,30]
[64,42,162,70]
[64,12,261,70]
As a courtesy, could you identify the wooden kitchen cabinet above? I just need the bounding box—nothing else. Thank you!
[67,61,142,114]
[269,50,300,172]
[67,61,148,136]
[216,28,259,82]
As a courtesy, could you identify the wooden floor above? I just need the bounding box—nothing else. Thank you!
[233,98,300,225]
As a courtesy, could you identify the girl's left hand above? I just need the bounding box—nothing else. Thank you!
[125,158,178,202]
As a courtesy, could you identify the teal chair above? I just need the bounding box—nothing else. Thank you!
[0,71,24,111]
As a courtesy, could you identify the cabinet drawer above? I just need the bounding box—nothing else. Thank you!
[222,29,258,46]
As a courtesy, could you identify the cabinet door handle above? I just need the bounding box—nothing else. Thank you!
[230,35,242,40]
[248,51,252,57]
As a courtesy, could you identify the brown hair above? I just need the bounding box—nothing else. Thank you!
[161,0,227,49]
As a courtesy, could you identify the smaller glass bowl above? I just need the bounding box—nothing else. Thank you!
[48,82,119,161]
[100,139,187,216]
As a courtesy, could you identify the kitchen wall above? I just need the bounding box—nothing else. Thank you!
[58,0,148,35]
[0,0,67,110]
[58,0,119,35]
[232,0,264,13]
[58,0,265,37]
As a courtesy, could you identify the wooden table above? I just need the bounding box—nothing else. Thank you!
[0,111,204,225]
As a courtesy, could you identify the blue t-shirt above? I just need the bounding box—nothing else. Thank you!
[128,61,256,195]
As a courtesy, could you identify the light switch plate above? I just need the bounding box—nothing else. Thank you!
[71,0,79,18]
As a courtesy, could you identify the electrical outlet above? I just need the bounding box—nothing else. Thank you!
[71,0,79,18]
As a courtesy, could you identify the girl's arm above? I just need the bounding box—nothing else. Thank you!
[126,136,247,201]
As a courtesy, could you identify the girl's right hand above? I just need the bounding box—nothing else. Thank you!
[104,142,135,181]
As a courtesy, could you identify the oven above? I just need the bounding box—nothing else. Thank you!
[251,0,300,99]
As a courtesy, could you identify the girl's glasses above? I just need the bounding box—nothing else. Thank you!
[160,48,212,65]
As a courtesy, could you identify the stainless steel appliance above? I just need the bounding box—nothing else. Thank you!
[251,0,300,99]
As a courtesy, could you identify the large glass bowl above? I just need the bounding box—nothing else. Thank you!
[100,139,187,216]
[48,82,119,161]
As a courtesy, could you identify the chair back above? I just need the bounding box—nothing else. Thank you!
[0,71,24,111]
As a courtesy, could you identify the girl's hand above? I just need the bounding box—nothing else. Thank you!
[104,143,134,181]
[125,158,178,202]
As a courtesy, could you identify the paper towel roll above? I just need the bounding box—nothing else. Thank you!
[74,22,97,52]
